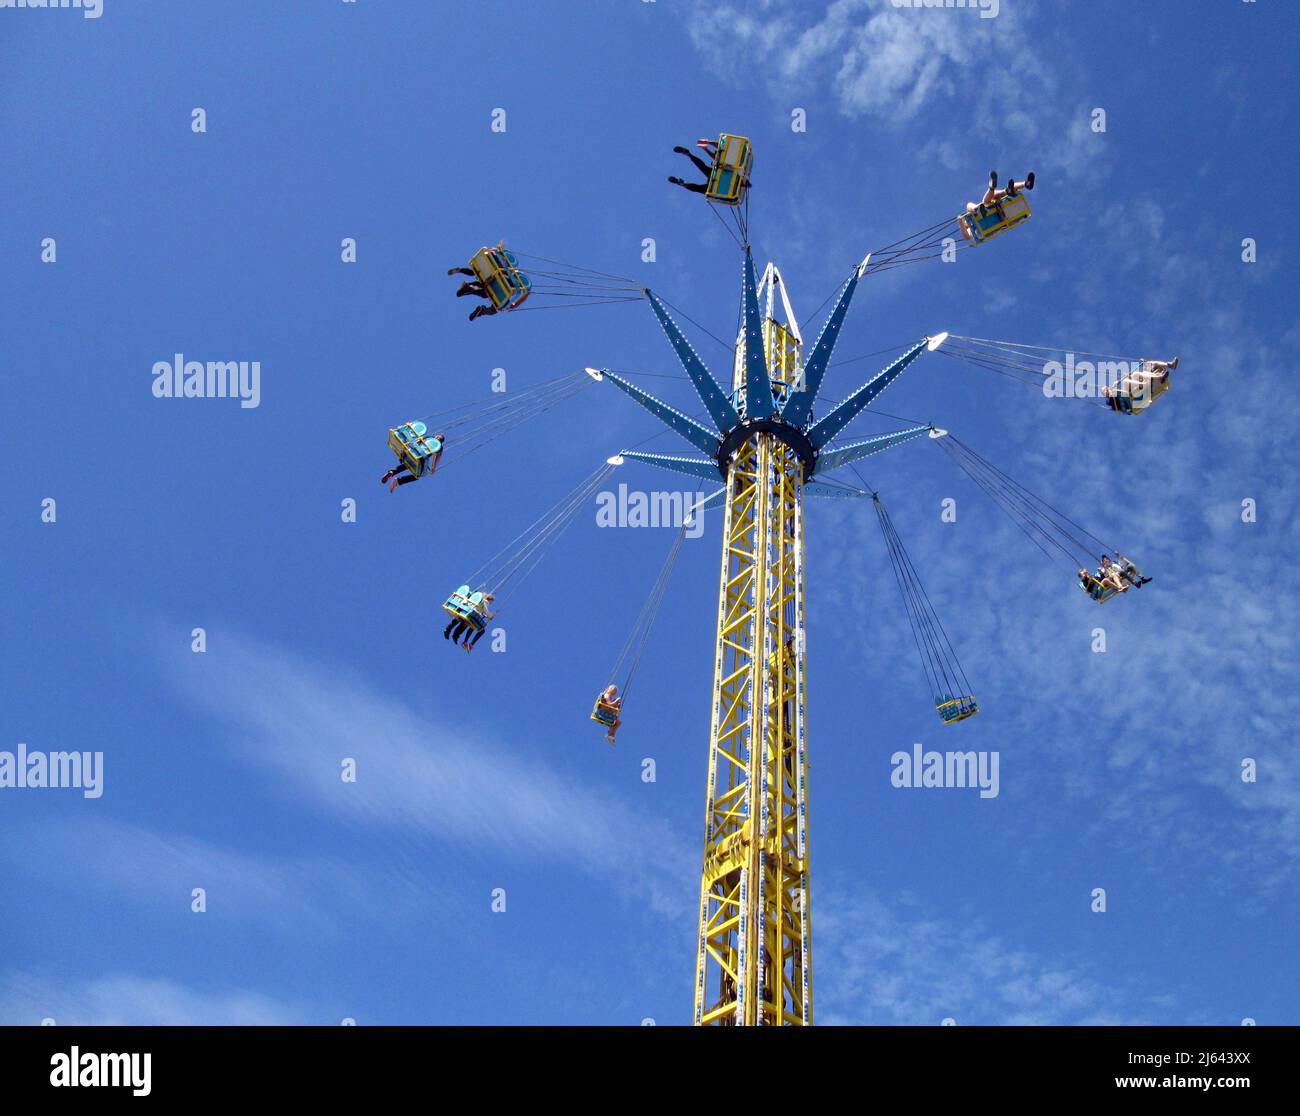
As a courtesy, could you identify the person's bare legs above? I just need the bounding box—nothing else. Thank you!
[673,146,713,177]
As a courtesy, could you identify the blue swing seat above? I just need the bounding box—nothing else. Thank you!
[469,243,532,311]
[705,134,753,205]
[388,421,443,478]
[442,585,488,633]
[936,694,980,724]
[957,191,1032,245]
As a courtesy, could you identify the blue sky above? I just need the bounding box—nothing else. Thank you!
[2,0,1297,1025]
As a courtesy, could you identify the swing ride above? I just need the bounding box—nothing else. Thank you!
[388,140,1180,1025]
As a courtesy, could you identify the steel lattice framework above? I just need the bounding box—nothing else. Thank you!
[595,245,941,1024]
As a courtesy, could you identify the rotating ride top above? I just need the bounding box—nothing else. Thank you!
[384,135,1181,1026]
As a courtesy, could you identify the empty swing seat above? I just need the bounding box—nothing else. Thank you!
[469,244,532,311]
[936,695,980,724]
[705,134,753,205]
[388,421,443,478]
[443,585,488,633]
[957,192,1032,245]
[591,698,620,727]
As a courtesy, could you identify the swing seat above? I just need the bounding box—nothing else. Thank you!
[469,244,532,311]
[591,698,620,727]
[957,192,1032,245]
[388,422,443,478]
[936,695,980,724]
[1081,556,1143,603]
[1079,577,1114,602]
[705,134,753,205]
[442,585,488,632]
[1106,368,1171,415]
[1078,574,1130,604]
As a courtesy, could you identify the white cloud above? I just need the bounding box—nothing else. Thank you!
[0,973,317,1026]
[815,882,1167,1025]
[166,632,696,918]
[2,817,438,935]
[686,0,1053,131]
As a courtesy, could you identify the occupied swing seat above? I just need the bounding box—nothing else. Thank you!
[591,697,621,727]
[936,694,980,724]
[1078,557,1142,603]
[388,421,443,478]
[443,585,489,633]
[468,243,532,311]
[1104,363,1172,415]
[957,191,1032,246]
[705,133,753,205]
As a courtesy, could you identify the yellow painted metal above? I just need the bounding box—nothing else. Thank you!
[763,317,802,402]
[694,327,811,1026]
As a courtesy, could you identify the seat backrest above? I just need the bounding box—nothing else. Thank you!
[1002,193,1031,220]
[718,134,748,169]
[470,248,495,285]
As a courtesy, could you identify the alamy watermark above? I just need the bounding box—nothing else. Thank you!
[152,354,261,409]
[0,744,103,798]
[595,484,705,538]
[892,0,999,19]
[891,743,999,798]
[0,0,102,18]
[1042,354,1162,405]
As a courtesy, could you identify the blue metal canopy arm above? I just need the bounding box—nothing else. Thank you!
[814,424,931,473]
[805,339,929,449]
[741,248,776,419]
[644,289,740,431]
[805,481,871,499]
[781,253,870,429]
[618,451,722,481]
[597,370,722,458]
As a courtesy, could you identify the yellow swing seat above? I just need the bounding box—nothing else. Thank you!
[1079,558,1141,604]
[957,191,1032,245]
[1106,365,1172,415]
[468,243,532,311]
[705,134,753,206]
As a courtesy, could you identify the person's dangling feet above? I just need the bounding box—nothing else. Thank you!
[1025,171,1035,190]
[380,469,395,484]
[669,176,686,186]
[989,170,998,190]
[673,146,690,155]
[1169,356,1179,370]
[468,305,489,321]
[389,477,401,492]
[455,282,476,298]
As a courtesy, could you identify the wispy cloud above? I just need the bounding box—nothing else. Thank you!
[686,0,1053,133]
[165,632,696,917]
[0,973,319,1026]
[2,816,440,936]
[816,881,1172,1024]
